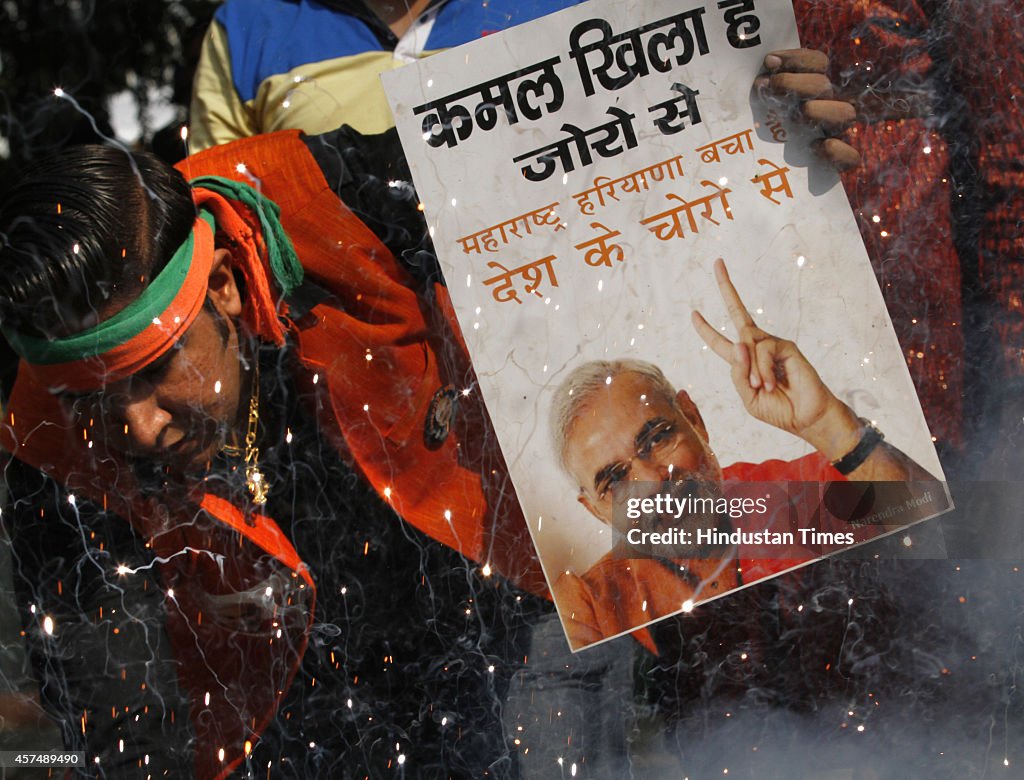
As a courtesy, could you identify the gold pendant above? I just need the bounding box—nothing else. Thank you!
[246,463,269,505]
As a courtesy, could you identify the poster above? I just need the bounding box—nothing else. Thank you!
[383,0,952,650]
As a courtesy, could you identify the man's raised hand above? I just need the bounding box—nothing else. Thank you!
[691,261,939,482]
[690,258,842,443]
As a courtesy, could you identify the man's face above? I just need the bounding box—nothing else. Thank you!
[564,371,722,531]
[63,251,247,475]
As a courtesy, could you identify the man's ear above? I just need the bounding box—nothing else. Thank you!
[675,389,710,442]
[577,491,607,525]
[206,248,242,318]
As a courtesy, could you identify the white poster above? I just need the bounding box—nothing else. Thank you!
[383,0,952,650]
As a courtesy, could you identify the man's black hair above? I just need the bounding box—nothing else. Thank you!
[0,144,195,339]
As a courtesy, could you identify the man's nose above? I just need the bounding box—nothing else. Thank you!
[118,394,172,452]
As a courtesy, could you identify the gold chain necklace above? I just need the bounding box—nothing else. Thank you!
[222,357,269,505]
[244,358,269,505]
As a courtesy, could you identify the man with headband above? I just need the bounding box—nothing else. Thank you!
[0,128,547,777]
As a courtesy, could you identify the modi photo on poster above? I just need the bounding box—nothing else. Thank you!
[383,0,954,650]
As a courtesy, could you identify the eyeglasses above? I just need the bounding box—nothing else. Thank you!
[591,417,683,501]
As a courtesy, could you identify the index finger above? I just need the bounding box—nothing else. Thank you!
[713,258,756,333]
[691,309,735,362]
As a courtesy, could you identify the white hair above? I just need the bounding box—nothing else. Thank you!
[550,358,678,477]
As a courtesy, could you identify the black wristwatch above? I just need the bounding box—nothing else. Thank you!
[831,417,885,475]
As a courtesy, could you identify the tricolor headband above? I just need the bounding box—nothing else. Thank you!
[2,176,302,393]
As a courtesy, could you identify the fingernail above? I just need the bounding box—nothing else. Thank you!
[750,373,760,388]
[764,54,782,70]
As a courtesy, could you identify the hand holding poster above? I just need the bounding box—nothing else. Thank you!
[383,0,952,650]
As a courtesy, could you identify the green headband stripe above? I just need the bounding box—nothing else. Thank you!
[4,177,303,366]
[189,175,303,297]
[3,211,215,366]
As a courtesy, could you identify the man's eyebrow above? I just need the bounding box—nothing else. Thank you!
[592,461,623,493]
[57,389,95,404]
[634,416,670,448]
